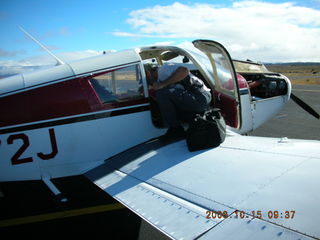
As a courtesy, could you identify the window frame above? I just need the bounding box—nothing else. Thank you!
[88,62,149,108]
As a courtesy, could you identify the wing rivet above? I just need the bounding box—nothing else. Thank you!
[277,232,283,237]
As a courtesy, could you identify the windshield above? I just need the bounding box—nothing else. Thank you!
[233,60,269,73]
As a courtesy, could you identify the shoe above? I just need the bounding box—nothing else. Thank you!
[160,126,185,142]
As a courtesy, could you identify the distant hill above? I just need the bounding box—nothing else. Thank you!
[265,62,320,66]
[264,62,320,85]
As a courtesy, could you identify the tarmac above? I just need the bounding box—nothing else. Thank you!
[0,84,319,239]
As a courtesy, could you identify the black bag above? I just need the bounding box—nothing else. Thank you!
[186,108,226,152]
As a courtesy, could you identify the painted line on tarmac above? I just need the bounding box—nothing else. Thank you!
[0,203,125,227]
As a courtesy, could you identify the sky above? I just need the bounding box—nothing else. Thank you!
[1,0,320,74]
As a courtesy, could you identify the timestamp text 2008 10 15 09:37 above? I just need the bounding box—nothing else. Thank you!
[206,210,296,219]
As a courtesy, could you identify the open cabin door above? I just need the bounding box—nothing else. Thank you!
[193,40,241,129]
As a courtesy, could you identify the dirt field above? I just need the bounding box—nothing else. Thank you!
[266,64,320,85]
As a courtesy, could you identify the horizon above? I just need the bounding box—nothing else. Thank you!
[1,56,319,79]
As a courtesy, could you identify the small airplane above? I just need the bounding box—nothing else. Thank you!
[1,30,320,239]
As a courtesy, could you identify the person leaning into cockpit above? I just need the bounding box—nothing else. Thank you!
[152,63,212,141]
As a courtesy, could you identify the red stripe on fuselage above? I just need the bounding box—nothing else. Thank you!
[0,77,148,128]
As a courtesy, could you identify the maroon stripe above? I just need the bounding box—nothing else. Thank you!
[0,77,148,128]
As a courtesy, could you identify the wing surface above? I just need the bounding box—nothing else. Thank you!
[85,131,320,239]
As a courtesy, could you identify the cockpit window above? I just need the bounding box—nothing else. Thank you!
[90,64,144,104]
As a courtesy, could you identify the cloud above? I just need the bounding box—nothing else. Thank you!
[0,48,26,58]
[21,49,103,66]
[149,41,176,46]
[58,49,104,62]
[36,45,61,52]
[39,27,72,39]
[113,1,320,62]
[112,32,154,38]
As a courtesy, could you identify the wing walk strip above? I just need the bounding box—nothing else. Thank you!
[0,203,124,227]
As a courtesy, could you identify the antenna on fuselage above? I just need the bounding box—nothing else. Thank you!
[19,26,65,66]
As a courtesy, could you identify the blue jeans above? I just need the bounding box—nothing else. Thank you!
[156,84,212,127]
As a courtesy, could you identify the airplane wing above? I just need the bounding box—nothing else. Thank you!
[85,131,320,240]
